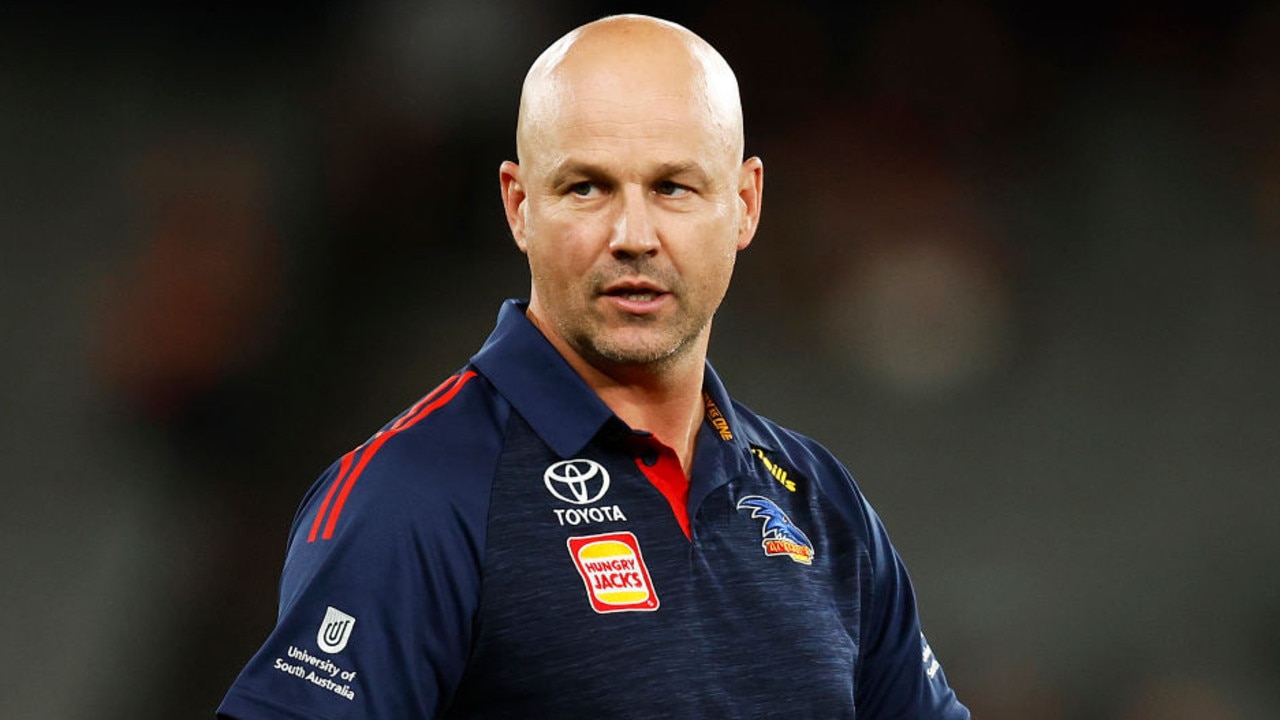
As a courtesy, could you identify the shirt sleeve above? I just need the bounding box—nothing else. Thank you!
[216,437,490,720]
[856,501,970,719]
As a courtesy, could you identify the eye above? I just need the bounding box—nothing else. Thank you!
[569,181,598,197]
[656,181,690,197]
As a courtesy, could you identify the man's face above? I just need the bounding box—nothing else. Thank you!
[502,60,762,374]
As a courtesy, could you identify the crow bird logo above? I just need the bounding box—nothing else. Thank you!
[736,495,815,564]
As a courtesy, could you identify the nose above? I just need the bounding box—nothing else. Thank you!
[609,185,659,258]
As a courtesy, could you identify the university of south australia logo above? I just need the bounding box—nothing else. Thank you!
[737,496,815,565]
[317,606,356,653]
[544,458,611,505]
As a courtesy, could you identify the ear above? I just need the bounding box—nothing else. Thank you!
[499,160,529,252]
[735,156,764,251]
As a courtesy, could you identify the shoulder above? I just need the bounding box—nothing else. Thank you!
[360,369,507,493]
[290,369,511,547]
[731,401,863,493]
[730,399,878,533]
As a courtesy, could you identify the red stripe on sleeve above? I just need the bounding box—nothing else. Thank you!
[317,370,478,541]
[388,380,449,432]
[307,450,356,543]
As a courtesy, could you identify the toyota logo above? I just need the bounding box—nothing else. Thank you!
[543,459,611,505]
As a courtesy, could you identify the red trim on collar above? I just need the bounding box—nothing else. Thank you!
[632,440,691,541]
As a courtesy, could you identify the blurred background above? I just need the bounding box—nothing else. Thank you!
[2,0,1278,718]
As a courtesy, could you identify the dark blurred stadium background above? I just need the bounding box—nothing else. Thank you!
[2,1,1278,718]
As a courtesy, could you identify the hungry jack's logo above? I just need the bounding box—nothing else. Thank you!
[567,532,660,613]
[737,496,815,565]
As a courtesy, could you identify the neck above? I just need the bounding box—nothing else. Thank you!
[593,360,705,476]
[530,313,708,476]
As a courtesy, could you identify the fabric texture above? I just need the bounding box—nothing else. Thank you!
[216,299,969,719]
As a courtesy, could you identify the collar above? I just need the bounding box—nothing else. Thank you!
[470,300,615,458]
[470,299,764,469]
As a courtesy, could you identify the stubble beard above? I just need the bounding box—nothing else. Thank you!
[576,315,701,370]
[560,297,712,373]
[567,263,718,373]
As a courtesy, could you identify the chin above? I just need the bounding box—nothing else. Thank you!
[588,333,689,368]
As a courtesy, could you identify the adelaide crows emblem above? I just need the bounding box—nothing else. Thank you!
[736,496,815,565]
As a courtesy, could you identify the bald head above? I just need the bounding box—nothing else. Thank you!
[516,15,745,170]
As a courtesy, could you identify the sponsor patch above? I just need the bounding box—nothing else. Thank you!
[317,606,356,653]
[750,446,799,492]
[737,496,815,565]
[554,504,628,527]
[703,392,733,441]
[567,532,660,613]
[273,645,359,701]
[921,633,942,679]
[544,458,611,505]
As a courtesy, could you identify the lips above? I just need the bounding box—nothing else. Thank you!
[610,290,662,301]
[599,279,670,312]
[600,280,668,301]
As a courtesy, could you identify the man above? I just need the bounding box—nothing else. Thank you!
[218,14,968,719]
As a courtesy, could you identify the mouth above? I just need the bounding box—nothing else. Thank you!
[601,280,668,300]
[599,280,670,312]
[608,290,663,302]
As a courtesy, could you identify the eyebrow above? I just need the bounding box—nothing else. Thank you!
[547,160,714,189]
[547,161,608,189]
[654,161,713,187]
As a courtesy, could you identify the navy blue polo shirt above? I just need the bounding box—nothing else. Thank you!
[217,299,968,719]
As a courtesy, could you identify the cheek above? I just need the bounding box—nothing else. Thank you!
[526,221,593,287]
[687,215,740,273]
[527,244,569,292]
[696,224,743,301]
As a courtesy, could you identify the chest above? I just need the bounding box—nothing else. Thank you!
[446,430,868,718]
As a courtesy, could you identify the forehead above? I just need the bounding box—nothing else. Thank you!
[524,66,737,177]
[518,23,743,176]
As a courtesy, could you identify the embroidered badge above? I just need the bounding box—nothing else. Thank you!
[736,496,815,565]
[567,532,660,613]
